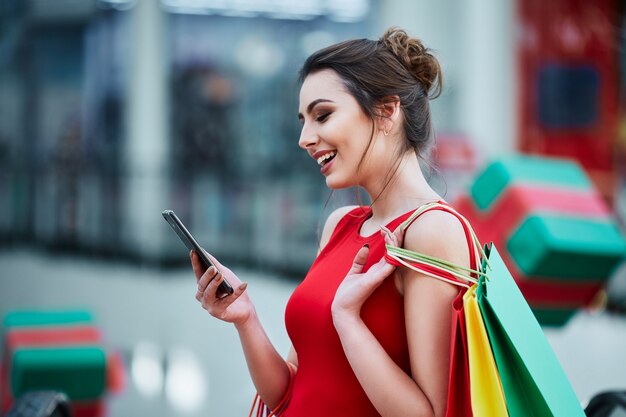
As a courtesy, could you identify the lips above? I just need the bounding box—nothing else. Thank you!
[317,151,336,167]
[312,149,337,163]
[320,157,334,174]
[310,149,337,175]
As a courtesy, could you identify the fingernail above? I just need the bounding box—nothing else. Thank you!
[239,283,248,291]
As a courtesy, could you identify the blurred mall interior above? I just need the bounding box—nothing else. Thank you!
[1,0,626,416]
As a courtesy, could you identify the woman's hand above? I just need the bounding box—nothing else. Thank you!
[331,226,405,322]
[191,251,255,326]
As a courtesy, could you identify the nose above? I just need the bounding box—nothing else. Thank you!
[298,123,319,150]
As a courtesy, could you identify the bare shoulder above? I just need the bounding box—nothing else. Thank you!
[398,209,471,294]
[402,209,470,265]
[319,205,360,253]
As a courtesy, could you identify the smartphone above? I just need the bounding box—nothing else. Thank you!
[162,210,234,297]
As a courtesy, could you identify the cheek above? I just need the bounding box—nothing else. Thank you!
[356,138,387,172]
[325,114,374,171]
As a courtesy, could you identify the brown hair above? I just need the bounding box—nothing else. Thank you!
[299,27,443,207]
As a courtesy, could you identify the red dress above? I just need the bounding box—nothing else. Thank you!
[284,206,423,416]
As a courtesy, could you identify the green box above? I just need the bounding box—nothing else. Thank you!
[507,214,626,280]
[11,346,106,400]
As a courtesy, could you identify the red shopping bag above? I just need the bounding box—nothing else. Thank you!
[446,287,473,417]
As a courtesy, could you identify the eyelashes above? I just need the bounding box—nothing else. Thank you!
[315,112,331,123]
[298,109,332,125]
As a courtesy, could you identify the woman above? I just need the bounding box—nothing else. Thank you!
[191,27,474,417]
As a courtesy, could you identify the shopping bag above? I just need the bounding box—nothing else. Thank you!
[445,288,473,417]
[385,201,586,417]
[463,284,509,417]
[477,244,585,417]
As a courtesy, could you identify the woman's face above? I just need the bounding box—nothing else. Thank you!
[298,69,389,190]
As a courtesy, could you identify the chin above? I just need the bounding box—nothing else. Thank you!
[325,175,355,190]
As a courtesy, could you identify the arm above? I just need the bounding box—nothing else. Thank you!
[331,211,469,417]
[192,253,291,408]
[194,205,357,408]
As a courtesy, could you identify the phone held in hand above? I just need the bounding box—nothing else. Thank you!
[162,210,234,297]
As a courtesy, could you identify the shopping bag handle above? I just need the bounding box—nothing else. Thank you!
[385,201,491,288]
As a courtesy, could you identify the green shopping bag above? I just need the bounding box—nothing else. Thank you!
[476,244,585,417]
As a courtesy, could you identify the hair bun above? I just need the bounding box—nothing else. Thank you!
[380,27,442,97]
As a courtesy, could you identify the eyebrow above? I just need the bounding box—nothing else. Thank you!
[298,98,335,120]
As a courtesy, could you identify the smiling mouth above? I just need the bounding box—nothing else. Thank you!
[317,151,337,167]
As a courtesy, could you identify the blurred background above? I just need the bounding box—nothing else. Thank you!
[0,0,625,416]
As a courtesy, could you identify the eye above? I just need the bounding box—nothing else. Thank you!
[316,112,331,123]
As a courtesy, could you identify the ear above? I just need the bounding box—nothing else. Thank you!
[376,95,401,135]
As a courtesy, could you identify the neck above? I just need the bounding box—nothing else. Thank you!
[363,154,440,221]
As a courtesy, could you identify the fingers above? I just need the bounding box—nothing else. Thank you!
[190,251,205,280]
[195,265,219,301]
[190,250,220,280]
[198,269,225,304]
[200,276,249,315]
[380,225,395,245]
[393,225,405,246]
[205,251,227,272]
[349,242,398,279]
[191,250,230,283]
[380,225,404,247]
[214,281,248,307]
[349,245,370,274]
[369,256,395,277]
[363,241,396,279]
[197,263,246,298]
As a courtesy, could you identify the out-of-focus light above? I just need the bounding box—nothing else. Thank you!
[161,0,368,22]
[165,347,207,413]
[328,0,368,23]
[265,0,322,20]
[236,36,285,78]
[97,0,136,11]
[301,31,336,56]
[131,342,164,398]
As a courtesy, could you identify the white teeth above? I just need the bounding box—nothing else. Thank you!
[316,151,336,166]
